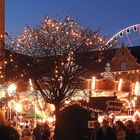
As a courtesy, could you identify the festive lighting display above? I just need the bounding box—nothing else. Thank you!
[5,16,106,113]
[1,15,140,136]
[91,76,96,90]
[134,81,139,95]
[5,16,106,136]
[29,78,33,91]
[91,76,96,96]
[5,16,140,128]
[6,16,105,57]
[7,83,17,96]
[105,24,140,48]
[118,79,123,92]
[15,102,22,113]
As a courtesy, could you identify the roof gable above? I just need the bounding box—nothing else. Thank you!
[111,44,140,71]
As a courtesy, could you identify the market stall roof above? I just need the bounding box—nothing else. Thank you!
[88,96,122,111]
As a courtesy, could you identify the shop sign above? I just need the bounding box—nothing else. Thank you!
[106,100,122,111]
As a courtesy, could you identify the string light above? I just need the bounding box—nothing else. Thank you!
[4,16,108,113]
[134,81,139,95]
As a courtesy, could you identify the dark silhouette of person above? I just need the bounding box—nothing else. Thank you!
[95,119,116,140]
[33,124,42,140]
[41,124,50,140]
[0,125,20,140]
[126,120,136,140]
[0,111,20,140]
[90,121,100,140]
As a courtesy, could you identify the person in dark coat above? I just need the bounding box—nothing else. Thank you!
[126,120,136,140]
[0,125,20,140]
[115,120,127,140]
[134,121,140,140]
[33,124,42,140]
[41,124,50,140]
[95,119,116,140]
[90,121,100,140]
[0,111,20,140]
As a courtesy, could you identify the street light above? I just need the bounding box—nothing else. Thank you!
[7,84,17,97]
[8,100,16,120]
[6,84,17,120]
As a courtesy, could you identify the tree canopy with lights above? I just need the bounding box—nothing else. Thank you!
[6,16,106,140]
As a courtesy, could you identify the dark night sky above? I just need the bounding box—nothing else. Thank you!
[5,0,140,39]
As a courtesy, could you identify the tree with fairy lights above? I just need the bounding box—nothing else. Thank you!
[6,16,106,140]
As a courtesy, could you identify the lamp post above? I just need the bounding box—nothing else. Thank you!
[34,104,37,127]
[29,79,37,127]
[15,103,22,129]
[7,83,17,120]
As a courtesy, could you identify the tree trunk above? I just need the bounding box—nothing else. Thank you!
[54,104,60,140]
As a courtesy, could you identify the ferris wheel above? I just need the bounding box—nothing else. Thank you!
[105,24,140,49]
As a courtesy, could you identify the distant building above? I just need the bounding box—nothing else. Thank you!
[110,44,140,82]
[83,44,140,111]
[80,44,140,83]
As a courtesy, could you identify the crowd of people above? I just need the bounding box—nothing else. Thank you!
[90,119,140,140]
[1,109,140,140]
[0,111,51,140]
[0,121,51,140]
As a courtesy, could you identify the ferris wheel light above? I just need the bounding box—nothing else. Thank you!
[119,32,123,37]
[105,24,140,47]
[126,29,130,34]
[133,26,137,31]
[114,37,117,40]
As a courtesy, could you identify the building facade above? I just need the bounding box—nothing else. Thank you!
[0,0,5,84]
[110,44,140,83]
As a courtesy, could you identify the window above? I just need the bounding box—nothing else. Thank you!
[122,51,124,56]
[121,62,126,70]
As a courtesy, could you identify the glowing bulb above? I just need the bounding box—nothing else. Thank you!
[7,84,17,96]
[118,79,123,91]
